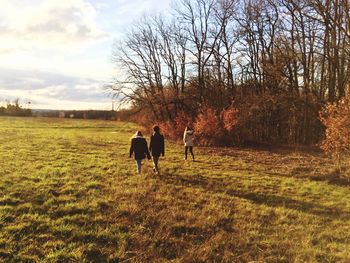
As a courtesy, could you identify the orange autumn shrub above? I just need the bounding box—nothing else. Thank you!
[159,121,177,140]
[194,107,226,146]
[159,111,193,141]
[222,106,240,143]
[129,110,156,135]
[320,88,350,169]
[222,106,239,133]
[174,111,193,136]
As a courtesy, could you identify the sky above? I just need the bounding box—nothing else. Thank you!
[0,0,172,110]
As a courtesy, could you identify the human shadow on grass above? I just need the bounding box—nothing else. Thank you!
[308,169,350,187]
[159,173,350,220]
[262,167,350,188]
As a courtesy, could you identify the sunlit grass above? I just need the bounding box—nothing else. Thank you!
[0,116,349,262]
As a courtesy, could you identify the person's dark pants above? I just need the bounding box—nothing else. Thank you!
[135,159,142,173]
[185,146,194,160]
[152,155,159,173]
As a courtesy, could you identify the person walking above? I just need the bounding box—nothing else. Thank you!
[183,126,195,161]
[149,125,164,175]
[129,131,151,173]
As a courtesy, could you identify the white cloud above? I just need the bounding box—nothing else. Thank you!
[0,0,108,53]
[0,68,112,110]
[0,0,173,110]
[0,87,112,110]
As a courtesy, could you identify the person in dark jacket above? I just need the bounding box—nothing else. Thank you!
[129,131,151,173]
[149,125,164,175]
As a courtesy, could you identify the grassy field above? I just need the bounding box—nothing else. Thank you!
[0,117,349,262]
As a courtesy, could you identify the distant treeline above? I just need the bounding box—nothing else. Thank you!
[33,109,124,120]
[0,100,120,120]
[0,100,32,117]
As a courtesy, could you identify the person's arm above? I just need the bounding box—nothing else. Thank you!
[161,136,165,156]
[149,136,153,152]
[145,140,151,159]
[129,139,134,158]
[183,132,187,144]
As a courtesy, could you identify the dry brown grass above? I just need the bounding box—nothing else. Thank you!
[0,117,349,262]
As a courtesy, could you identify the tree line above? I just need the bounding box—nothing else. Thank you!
[0,99,32,117]
[112,0,350,146]
[35,110,118,120]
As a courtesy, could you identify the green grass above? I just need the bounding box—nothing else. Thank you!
[0,117,350,262]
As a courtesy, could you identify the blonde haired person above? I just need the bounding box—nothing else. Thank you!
[129,131,151,173]
[183,126,195,161]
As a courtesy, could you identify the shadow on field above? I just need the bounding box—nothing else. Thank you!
[159,173,350,220]
[309,174,350,187]
[202,146,350,187]
[264,169,350,188]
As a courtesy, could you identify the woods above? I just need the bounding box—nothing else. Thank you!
[3,1,350,261]
[112,0,350,146]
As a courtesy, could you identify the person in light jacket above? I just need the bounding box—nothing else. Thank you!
[149,125,164,175]
[183,126,195,161]
[129,131,151,173]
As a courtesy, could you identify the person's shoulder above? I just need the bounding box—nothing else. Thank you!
[133,137,145,142]
[154,133,163,138]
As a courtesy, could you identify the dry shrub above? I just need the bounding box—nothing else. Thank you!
[222,106,239,133]
[159,111,193,141]
[222,106,240,144]
[131,92,322,147]
[175,111,193,135]
[194,107,226,146]
[230,92,279,144]
[221,105,242,145]
[320,89,350,170]
[228,92,322,145]
[159,121,177,140]
[129,110,155,135]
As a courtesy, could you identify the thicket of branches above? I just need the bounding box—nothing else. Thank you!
[320,87,350,169]
[112,0,350,146]
[0,99,32,117]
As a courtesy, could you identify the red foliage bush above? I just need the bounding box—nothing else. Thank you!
[129,110,155,135]
[222,106,239,133]
[159,111,193,141]
[221,106,240,144]
[194,107,226,146]
[175,111,193,134]
[158,121,176,140]
[319,90,350,167]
